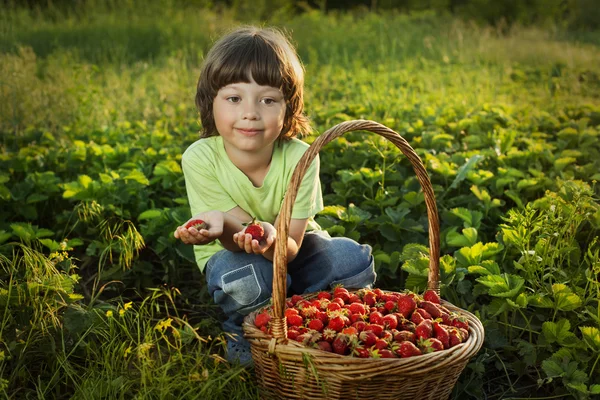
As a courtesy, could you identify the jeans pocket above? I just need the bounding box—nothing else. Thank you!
[221,264,261,306]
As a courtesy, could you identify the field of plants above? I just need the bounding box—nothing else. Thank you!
[1,1,600,399]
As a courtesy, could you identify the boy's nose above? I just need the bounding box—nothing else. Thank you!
[242,104,260,120]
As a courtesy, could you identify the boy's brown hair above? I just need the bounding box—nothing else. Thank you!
[196,26,310,139]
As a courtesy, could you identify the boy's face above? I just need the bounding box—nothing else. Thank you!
[213,77,286,159]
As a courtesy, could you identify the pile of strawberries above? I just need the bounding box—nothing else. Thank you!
[253,287,470,358]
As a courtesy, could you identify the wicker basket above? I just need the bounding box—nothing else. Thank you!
[242,120,484,400]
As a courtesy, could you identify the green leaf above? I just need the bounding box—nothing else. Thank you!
[138,209,163,220]
[528,293,554,308]
[542,320,578,347]
[552,283,582,311]
[319,205,346,219]
[449,155,483,190]
[590,385,600,395]
[39,239,60,252]
[0,231,12,244]
[11,223,35,241]
[447,227,478,247]
[541,359,564,377]
[579,326,600,352]
[468,260,501,276]
[476,274,524,298]
[401,258,429,277]
[153,160,182,176]
[123,170,150,186]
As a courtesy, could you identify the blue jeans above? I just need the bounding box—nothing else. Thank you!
[205,230,376,340]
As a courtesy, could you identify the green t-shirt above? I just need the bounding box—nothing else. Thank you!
[181,136,323,272]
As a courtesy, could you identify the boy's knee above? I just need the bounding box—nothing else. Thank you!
[322,236,376,289]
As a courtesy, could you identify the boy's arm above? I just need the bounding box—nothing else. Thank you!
[174,207,254,252]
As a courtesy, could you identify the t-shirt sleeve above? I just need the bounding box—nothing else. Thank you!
[182,145,238,215]
[291,153,324,219]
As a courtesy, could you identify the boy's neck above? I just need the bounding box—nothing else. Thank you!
[224,143,274,187]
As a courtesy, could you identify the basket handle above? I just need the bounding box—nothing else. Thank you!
[270,120,440,340]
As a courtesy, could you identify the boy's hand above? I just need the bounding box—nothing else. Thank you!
[233,221,276,255]
[174,211,224,245]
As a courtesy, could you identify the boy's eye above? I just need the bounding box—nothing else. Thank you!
[261,98,275,105]
[227,96,241,103]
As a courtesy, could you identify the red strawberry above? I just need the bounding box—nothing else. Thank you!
[432,321,450,349]
[349,312,365,324]
[376,349,396,358]
[374,338,389,350]
[284,308,299,319]
[332,297,345,307]
[327,302,342,312]
[328,316,346,332]
[353,346,370,358]
[349,303,367,315]
[380,330,394,342]
[369,311,384,325]
[341,326,359,337]
[393,330,416,343]
[363,324,384,337]
[308,319,324,332]
[382,314,398,330]
[184,219,208,230]
[287,328,300,340]
[419,301,442,319]
[317,291,332,300]
[414,320,433,340]
[415,308,432,320]
[441,312,452,325]
[395,341,422,358]
[348,293,361,303]
[315,311,329,324]
[254,311,271,329]
[290,294,304,305]
[396,316,416,332]
[373,288,384,299]
[359,330,378,347]
[322,328,337,342]
[315,340,332,352]
[243,217,265,241]
[423,289,441,304]
[451,315,469,331]
[363,291,377,307]
[352,320,367,332]
[397,295,417,318]
[301,305,319,319]
[332,334,351,355]
[287,314,303,327]
[410,311,425,325]
[419,337,444,353]
[448,327,463,347]
[384,300,397,313]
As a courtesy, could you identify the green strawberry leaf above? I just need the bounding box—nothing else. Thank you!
[448,155,483,190]
[468,260,501,276]
[542,320,579,347]
[446,227,478,247]
[138,209,163,220]
[476,273,524,298]
[579,326,600,352]
[552,283,582,311]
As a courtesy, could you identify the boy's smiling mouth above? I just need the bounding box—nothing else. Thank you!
[236,128,263,136]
